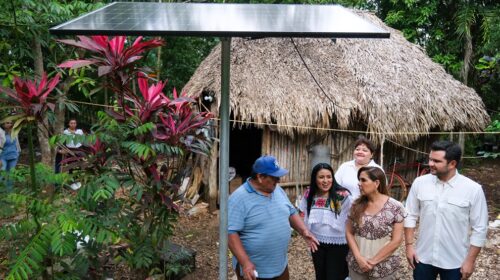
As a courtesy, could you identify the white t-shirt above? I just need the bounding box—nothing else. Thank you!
[334,159,382,200]
[63,128,84,148]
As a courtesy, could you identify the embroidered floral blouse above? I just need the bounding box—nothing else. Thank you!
[299,188,352,244]
[347,197,406,278]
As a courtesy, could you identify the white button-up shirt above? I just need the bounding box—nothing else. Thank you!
[404,172,488,269]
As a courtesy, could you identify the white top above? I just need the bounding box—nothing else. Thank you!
[299,189,352,244]
[63,128,84,148]
[334,159,382,200]
[0,127,5,148]
[404,173,488,269]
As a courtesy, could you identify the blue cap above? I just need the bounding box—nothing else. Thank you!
[252,155,289,177]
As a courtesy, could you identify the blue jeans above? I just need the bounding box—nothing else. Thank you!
[1,157,18,192]
[414,262,462,280]
[1,157,18,171]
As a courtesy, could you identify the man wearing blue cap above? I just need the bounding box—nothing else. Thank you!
[228,155,319,280]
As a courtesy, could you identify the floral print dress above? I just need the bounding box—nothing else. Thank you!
[346,197,406,279]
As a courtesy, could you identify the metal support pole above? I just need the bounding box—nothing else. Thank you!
[218,37,231,280]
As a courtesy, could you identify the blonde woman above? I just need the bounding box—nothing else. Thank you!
[0,120,21,191]
[346,166,406,280]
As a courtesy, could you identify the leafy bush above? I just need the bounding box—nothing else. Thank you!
[55,35,212,277]
[0,35,212,279]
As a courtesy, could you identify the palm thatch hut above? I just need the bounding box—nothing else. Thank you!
[182,10,489,208]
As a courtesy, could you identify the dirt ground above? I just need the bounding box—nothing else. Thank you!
[1,160,497,279]
[172,159,500,280]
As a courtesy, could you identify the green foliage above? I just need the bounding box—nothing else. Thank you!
[0,0,105,74]
[474,113,500,159]
[164,262,193,280]
[0,0,106,148]
[91,174,120,201]
[373,0,500,112]
[474,54,500,112]
[133,122,156,136]
[39,30,214,277]
[485,119,500,132]
[6,225,53,280]
[0,164,113,280]
[159,37,218,95]
[0,64,22,87]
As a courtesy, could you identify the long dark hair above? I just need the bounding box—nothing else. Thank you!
[306,163,349,217]
[349,166,388,225]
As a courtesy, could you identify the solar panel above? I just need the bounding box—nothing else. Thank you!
[50,2,389,38]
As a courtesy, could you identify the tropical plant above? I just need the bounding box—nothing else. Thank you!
[0,72,61,192]
[0,164,97,280]
[0,33,212,278]
[0,73,60,136]
[0,0,105,165]
[56,35,212,277]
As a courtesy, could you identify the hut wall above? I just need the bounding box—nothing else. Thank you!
[262,129,359,202]
[262,129,436,202]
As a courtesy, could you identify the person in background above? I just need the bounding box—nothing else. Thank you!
[335,136,382,200]
[299,163,352,280]
[404,141,488,280]
[55,118,84,174]
[0,120,21,191]
[228,155,319,280]
[346,166,406,280]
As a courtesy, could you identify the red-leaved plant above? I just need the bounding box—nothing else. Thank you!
[58,35,164,117]
[155,88,212,143]
[56,35,212,275]
[58,36,163,78]
[0,73,60,137]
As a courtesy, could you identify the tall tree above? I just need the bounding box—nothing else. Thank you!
[0,0,104,164]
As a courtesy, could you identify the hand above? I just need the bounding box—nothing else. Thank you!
[301,229,319,252]
[241,261,257,280]
[460,259,475,279]
[367,259,377,267]
[356,256,374,273]
[405,245,419,269]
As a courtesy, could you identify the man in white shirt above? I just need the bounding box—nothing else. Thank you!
[404,141,488,280]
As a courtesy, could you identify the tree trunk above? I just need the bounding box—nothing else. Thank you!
[33,37,53,165]
[459,23,473,153]
[460,28,473,85]
[56,77,74,133]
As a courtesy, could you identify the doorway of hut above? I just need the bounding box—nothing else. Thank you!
[229,125,262,189]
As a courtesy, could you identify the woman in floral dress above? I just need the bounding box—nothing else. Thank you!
[299,163,352,280]
[346,166,406,280]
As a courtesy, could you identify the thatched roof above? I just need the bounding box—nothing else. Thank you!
[183,10,489,144]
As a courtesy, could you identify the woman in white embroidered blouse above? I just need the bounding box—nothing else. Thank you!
[345,166,406,280]
[299,163,352,280]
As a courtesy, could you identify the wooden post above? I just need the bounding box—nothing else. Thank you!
[208,135,219,212]
[262,127,271,154]
[380,135,385,168]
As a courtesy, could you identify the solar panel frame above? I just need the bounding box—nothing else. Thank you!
[50,2,390,38]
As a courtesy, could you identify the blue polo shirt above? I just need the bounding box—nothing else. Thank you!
[228,179,297,278]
